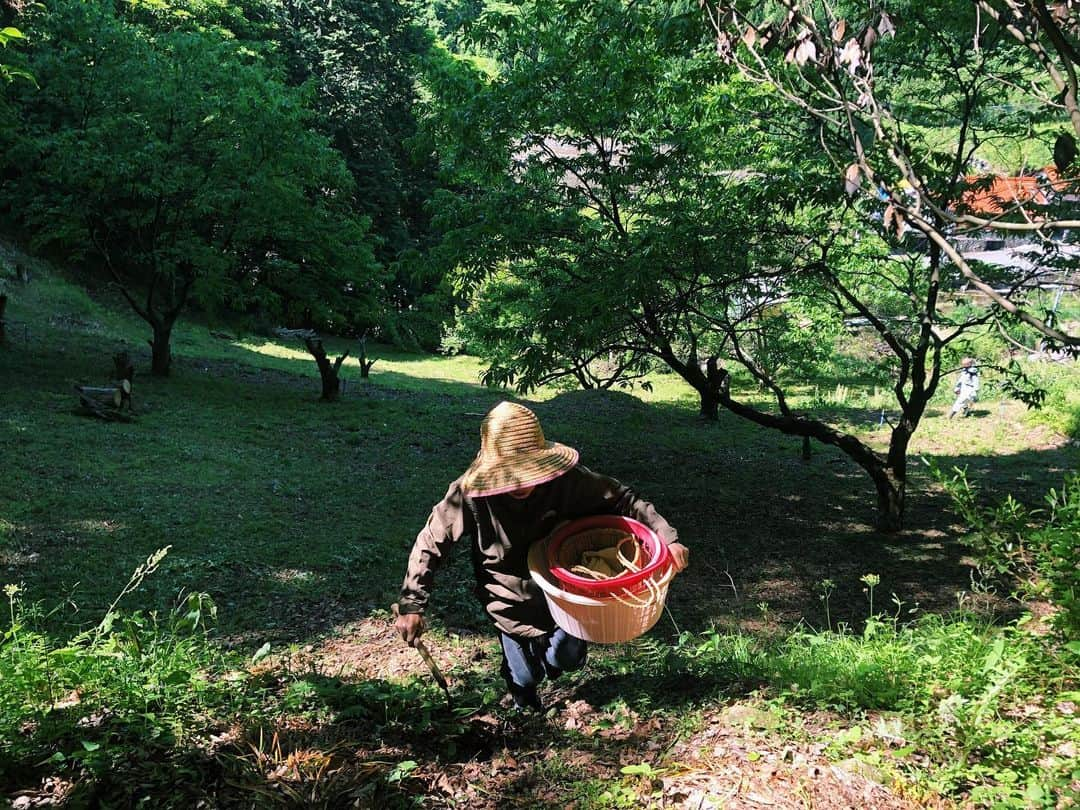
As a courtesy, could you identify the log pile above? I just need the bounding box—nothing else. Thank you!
[75,379,134,422]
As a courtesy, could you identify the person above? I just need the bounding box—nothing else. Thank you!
[948,357,980,418]
[394,401,689,712]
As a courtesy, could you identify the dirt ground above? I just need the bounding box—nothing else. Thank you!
[196,616,947,809]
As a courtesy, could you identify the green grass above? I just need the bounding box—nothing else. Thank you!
[2,248,1079,807]
[653,616,1080,808]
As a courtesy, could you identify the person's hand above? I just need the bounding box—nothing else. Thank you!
[395,611,425,647]
[668,542,690,573]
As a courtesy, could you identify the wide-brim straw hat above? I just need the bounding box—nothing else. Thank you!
[460,402,579,497]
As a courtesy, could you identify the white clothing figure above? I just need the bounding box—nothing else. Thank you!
[949,358,980,418]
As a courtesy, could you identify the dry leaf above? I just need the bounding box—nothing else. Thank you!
[839,38,862,72]
[878,11,895,37]
[844,163,862,196]
[832,19,846,42]
[742,26,757,47]
[861,24,878,51]
[716,32,733,61]
[795,38,817,65]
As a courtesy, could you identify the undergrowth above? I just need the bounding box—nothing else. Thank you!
[4,553,1079,807]
[615,608,1080,808]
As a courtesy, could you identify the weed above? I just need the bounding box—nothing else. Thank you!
[819,578,836,631]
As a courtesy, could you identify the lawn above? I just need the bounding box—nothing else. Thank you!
[2,251,1078,808]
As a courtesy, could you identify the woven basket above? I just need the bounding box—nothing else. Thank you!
[547,516,669,596]
[528,538,674,644]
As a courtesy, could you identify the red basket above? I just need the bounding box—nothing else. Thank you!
[547,516,670,596]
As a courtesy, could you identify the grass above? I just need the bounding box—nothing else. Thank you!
[1,247,1078,807]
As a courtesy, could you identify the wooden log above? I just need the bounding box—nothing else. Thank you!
[74,379,133,412]
[76,385,124,409]
[273,327,317,340]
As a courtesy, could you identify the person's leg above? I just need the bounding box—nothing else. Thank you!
[542,628,587,679]
[949,394,963,418]
[962,393,974,416]
[499,632,546,710]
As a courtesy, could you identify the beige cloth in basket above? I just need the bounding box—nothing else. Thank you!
[570,530,644,579]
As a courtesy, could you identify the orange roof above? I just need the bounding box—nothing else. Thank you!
[1040,165,1076,193]
[959,175,1047,215]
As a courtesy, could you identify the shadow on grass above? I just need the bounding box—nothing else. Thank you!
[8,657,760,810]
[5,329,1075,646]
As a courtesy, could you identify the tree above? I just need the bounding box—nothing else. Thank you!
[4,1,379,375]
[427,0,1057,531]
[706,0,1080,349]
[0,23,30,85]
[274,0,447,345]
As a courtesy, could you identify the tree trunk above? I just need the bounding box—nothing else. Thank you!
[357,333,376,378]
[113,351,135,383]
[304,337,349,401]
[149,322,173,376]
[699,390,720,420]
[871,469,905,532]
[875,423,913,532]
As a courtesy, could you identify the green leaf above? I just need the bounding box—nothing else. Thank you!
[81,740,101,752]
[388,760,417,783]
[0,27,26,40]
[981,636,1005,673]
[163,669,191,685]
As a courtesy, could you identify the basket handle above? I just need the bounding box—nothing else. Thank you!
[567,535,668,607]
[608,567,665,608]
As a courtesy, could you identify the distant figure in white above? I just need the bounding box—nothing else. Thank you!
[949,358,980,419]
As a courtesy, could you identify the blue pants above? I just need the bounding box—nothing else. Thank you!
[499,629,587,709]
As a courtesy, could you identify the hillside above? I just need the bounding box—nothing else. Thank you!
[1,246,1078,808]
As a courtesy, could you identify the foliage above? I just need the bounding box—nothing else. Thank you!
[2,0,391,373]
[271,0,447,345]
[661,610,1080,807]
[0,23,32,85]
[707,0,1080,350]
[938,467,1080,639]
[1021,359,1080,439]
[424,0,836,401]
[424,0,1045,530]
[0,553,264,789]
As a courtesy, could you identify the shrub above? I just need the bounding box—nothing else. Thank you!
[0,550,263,787]
[938,468,1080,638]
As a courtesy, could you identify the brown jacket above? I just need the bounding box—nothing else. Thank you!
[398,464,678,638]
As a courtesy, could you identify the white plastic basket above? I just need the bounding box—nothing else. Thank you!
[528,537,675,644]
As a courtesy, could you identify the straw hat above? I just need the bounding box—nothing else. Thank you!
[460,402,579,497]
